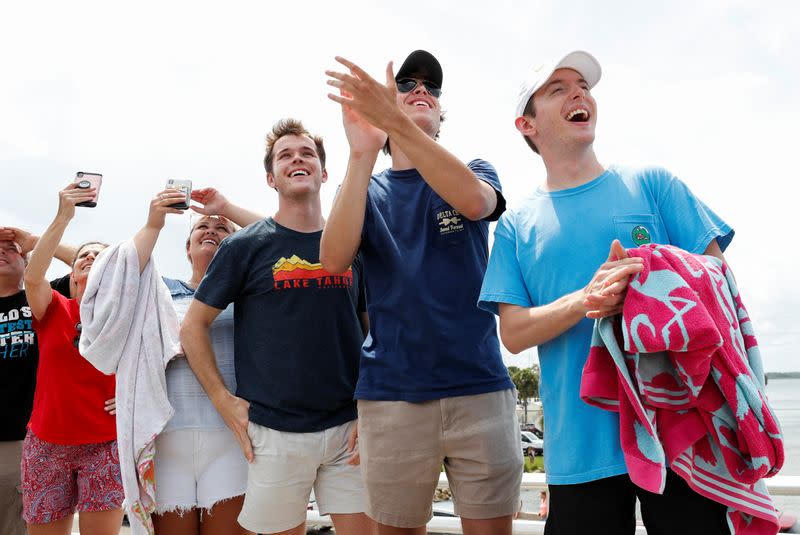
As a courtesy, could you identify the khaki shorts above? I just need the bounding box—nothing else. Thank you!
[238,419,366,534]
[358,389,522,528]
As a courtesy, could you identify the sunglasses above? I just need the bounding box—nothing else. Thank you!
[396,78,441,98]
[73,322,82,349]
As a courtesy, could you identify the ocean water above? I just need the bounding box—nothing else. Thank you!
[767,377,800,516]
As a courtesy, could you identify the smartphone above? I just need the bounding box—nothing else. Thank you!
[75,172,103,207]
[166,179,192,210]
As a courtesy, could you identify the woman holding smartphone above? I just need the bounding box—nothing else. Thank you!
[129,187,260,535]
[94,188,261,535]
[22,183,122,534]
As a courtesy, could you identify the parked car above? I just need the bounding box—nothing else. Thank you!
[520,423,543,438]
[521,430,543,457]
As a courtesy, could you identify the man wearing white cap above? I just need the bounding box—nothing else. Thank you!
[478,51,734,534]
[322,50,522,534]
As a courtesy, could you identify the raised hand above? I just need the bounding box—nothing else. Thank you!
[339,88,388,154]
[583,240,644,319]
[326,57,402,134]
[0,227,37,254]
[190,187,229,217]
[217,393,254,462]
[57,183,97,221]
[146,189,186,230]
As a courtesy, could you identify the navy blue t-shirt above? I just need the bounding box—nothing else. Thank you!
[356,158,513,401]
[194,218,365,433]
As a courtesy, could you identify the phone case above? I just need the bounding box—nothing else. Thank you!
[166,179,192,210]
[75,172,102,207]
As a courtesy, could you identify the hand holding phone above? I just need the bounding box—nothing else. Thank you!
[166,179,192,210]
[75,172,103,207]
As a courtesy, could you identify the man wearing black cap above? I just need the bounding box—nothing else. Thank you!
[321,51,522,534]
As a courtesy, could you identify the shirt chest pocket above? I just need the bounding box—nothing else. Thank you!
[430,201,467,246]
[612,214,666,249]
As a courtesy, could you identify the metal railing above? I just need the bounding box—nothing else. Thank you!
[303,473,800,535]
[451,472,800,496]
[71,473,800,534]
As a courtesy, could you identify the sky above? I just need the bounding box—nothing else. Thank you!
[2,0,798,370]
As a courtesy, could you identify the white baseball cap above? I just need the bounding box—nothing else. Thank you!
[514,50,602,118]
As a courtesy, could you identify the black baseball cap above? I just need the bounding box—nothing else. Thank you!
[396,50,443,89]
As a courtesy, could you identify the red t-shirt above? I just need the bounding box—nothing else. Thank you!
[29,290,116,444]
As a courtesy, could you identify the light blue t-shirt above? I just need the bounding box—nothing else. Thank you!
[478,165,733,485]
[162,278,236,432]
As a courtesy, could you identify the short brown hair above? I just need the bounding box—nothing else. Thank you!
[263,119,326,174]
[521,97,540,154]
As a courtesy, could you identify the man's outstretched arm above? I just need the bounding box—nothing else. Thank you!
[321,82,388,274]
[499,241,644,353]
[327,57,497,221]
[1,226,78,267]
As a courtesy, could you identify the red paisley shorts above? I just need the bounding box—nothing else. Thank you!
[21,430,123,524]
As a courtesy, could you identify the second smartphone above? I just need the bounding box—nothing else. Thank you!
[166,179,192,210]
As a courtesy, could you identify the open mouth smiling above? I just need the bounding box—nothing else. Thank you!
[409,98,432,109]
[565,107,590,123]
[289,168,310,178]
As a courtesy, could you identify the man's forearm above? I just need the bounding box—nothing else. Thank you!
[16,231,75,267]
[386,116,496,220]
[181,320,231,406]
[54,242,78,266]
[222,203,264,229]
[320,151,376,273]
[499,291,587,354]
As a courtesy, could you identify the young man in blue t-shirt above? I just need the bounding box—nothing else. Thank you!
[180,119,372,535]
[478,51,735,535]
[322,50,522,534]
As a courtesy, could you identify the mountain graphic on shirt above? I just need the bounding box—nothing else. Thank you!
[272,255,352,281]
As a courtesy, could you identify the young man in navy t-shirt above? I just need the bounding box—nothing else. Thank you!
[181,119,372,535]
[479,51,734,535]
[322,50,522,534]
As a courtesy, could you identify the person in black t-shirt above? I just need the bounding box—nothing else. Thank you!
[0,229,75,535]
[181,119,372,535]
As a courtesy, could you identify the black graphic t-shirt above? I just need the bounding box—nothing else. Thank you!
[195,218,365,433]
[0,291,38,440]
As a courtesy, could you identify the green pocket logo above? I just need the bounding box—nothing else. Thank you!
[631,225,651,246]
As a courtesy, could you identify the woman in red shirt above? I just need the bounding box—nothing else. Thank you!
[23,183,123,534]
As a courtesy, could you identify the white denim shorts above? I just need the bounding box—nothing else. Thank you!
[238,419,366,533]
[153,427,247,513]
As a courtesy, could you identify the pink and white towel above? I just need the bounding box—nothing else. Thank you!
[580,244,783,535]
